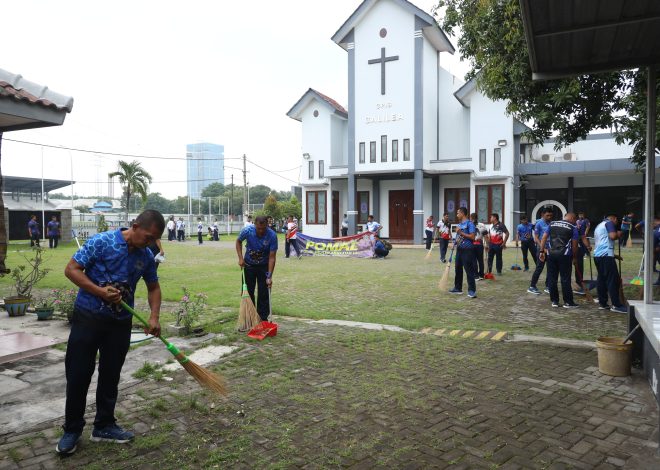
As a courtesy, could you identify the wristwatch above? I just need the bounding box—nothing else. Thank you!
[266,272,272,279]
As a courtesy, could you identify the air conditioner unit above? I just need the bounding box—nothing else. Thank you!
[540,154,551,162]
[562,152,577,161]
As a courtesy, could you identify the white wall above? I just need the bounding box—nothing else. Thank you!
[469,93,513,176]
[530,135,633,162]
[436,68,470,160]
[330,115,347,168]
[301,102,331,184]
[422,38,438,164]
[301,186,331,238]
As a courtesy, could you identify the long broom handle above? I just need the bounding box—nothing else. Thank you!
[119,300,188,362]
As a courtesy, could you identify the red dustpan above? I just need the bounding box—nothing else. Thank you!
[247,321,278,340]
[484,272,496,280]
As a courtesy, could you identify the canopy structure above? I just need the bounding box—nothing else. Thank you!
[3,175,73,199]
[520,0,658,304]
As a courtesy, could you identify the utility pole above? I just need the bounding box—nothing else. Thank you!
[242,154,247,219]
[230,174,234,224]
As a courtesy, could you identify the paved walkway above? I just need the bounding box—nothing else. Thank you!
[0,319,658,469]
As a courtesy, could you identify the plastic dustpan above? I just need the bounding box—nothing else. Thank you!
[484,272,495,280]
[630,277,644,286]
[247,321,278,340]
[510,264,522,271]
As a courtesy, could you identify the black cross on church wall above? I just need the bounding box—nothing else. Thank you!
[368,47,399,95]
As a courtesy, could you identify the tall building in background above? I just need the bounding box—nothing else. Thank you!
[186,142,224,198]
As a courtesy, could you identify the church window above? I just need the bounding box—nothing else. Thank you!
[313,110,319,117]
[307,191,327,225]
[381,135,387,162]
[476,185,505,224]
[392,139,399,161]
[319,160,324,178]
[370,141,376,163]
[359,142,365,163]
[479,149,486,171]
[308,161,314,179]
[403,139,410,161]
[494,148,501,171]
[357,191,369,224]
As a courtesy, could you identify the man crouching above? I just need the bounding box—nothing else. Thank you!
[56,210,165,455]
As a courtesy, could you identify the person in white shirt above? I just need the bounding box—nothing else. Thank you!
[366,215,382,241]
[285,215,301,258]
[244,215,253,228]
[176,218,185,242]
[341,214,349,237]
[212,219,219,241]
[166,217,176,241]
[197,219,204,245]
[436,213,451,262]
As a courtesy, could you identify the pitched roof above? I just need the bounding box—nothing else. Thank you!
[332,0,454,53]
[286,88,348,122]
[0,68,73,112]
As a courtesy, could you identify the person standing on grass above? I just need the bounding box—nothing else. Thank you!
[573,211,591,295]
[516,215,536,271]
[176,217,185,242]
[341,214,349,237]
[436,213,451,263]
[425,215,435,250]
[539,212,580,309]
[285,215,301,258]
[236,215,277,321]
[28,214,40,247]
[470,213,485,280]
[197,218,204,245]
[449,207,477,298]
[485,213,509,275]
[619,212,633,247]
[593,214,626,313]
[527,208,554,295]
[166,216,175,241]
[56,210,164,455]
[47,215,61,249]
[212,219,219,241]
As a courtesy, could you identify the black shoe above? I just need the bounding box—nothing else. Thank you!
[56,432,81,454]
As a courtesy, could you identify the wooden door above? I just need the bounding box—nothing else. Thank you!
[389,190,414,240]
[332,191,339,238]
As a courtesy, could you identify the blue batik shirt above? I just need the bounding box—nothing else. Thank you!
[238,225,278,266]
[28,219,40,236]
[517,223,533,241]
[534,219,550,248]
[456,220,475,249]
[72,229,158,321]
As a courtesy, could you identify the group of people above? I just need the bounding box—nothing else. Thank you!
[27,214,61,249]
[165,216,186,242]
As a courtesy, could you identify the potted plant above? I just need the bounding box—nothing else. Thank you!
[4,248,50,317]
[34,297,55,321]
[52,288,77,322]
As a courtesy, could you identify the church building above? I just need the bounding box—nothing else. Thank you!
[287,0,653,243]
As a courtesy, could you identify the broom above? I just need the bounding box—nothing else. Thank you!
[630,248,644,286]
[617,243,627,305]
[425,233,436,260]
[237,269,261,332]
[120,301,227,396]
[573,261,594,303]
[511,245,522,270]
[438,236,460,290]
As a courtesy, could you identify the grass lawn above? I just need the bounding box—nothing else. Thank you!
[0,237,657,340]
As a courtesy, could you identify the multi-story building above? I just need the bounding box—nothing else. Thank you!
[287,0,658,243]
[186,142,224,199]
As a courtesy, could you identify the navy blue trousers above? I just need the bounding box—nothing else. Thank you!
[546,255,574,305]
[520,240,537,270]
[594,256,623,307]
[487,244,503,274]
[454,247,476,292]
[244,264,270,320]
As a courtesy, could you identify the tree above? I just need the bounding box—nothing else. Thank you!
[141,192,174,214]
[249,185,271,204]
[74,205,91,213]
[201,182,225,198]
[436,0,659,168]
[262,194,281,220]
[108,160,152,222]
[280,196,302,221]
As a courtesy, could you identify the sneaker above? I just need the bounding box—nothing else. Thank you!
[90,424,135,444]
[573,288,585,296]
[475,277,482,282]
[497,272,502,275]
[598,304,611,310]
[524,268,529,272]
[56,432,81,454]
[551,302,560,308]
[467,290,477,298]
[527,287,541,295]
[543,288,550,294]
[610,305,628,314]
[449,288,463,294]
[563,303,579,309]
[441,259,447,263]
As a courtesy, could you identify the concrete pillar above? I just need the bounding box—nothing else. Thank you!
[567,177,574,213]
[413,170,424,244]
[432,176,440,221]
[372,178,380,221]
[347,35,357,235]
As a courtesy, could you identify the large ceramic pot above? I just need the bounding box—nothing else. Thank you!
[35,307,54,321]
[3,296,31,317]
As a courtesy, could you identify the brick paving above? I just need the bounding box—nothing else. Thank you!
[0,320,657,469]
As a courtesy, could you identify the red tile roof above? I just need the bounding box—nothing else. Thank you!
[0,68,73,112]
[311,88,348,116]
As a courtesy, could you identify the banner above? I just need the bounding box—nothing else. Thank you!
[295,232,375,258]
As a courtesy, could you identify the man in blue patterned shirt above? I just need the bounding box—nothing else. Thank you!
[449,207,477,298]
[56,210,165,455]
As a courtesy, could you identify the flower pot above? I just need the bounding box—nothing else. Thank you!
[35,307,54,321]
[3,296,31,317]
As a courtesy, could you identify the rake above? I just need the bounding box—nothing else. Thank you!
[120,301,227,396]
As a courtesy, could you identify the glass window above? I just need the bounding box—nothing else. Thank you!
[359,142,365,164]
[445,188,470,223]
[308,161,314,179]
[357,191,369,224]
[370,141,376,163]
[392,139,398,162]
[403,139,410,161]
[381,135,387,162]
[479,149,486,171]
[306,191,327,225]
[319,160,324,178]
[476,184,505,223]
[494,148,501,171]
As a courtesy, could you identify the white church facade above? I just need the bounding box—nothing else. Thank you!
[287,0,656,244]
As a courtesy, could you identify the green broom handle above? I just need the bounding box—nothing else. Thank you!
[119,300,187,361]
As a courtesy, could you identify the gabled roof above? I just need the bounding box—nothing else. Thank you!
[0,68,73,112]
[332,0,454,53]
[453,76,477,107]
[286,88,348,122]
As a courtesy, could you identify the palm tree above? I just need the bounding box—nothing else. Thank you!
[109,160,152,223]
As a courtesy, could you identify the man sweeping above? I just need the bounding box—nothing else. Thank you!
[527,208,554,295]
[236,215,278,321]
[593,214,626,313]
[57,210,165,455]
[449,207,477,298]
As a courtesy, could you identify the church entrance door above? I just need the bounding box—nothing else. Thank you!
[388,190,413,241]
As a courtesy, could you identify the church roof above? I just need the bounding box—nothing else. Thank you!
[332,0,454,53]
[0,68,73,112]
[286,88,348,122]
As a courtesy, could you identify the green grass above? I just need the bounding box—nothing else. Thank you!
[1,239,657,340]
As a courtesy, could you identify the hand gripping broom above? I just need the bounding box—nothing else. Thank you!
[438,235,460,290]
[237,269,261,332]
[120,301,227,396]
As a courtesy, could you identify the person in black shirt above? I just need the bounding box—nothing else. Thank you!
[540,213,582,308]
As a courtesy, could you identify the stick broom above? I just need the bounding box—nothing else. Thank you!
[120,301,227,396]
[438,237,459,291]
